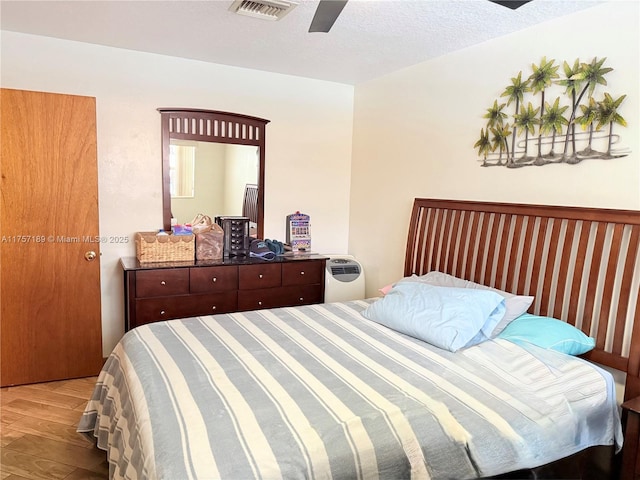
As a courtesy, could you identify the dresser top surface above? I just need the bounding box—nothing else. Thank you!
[120,254,327,271]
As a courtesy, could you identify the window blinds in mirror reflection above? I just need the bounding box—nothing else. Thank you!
[169,144,195,198]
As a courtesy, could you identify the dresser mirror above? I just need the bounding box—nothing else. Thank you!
[159,108,269,239]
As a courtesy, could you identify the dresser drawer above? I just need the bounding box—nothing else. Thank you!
[183,291,238,317]
[237,288,283,311]
[279,284,324,306]
[134,292,238,327]
[237,284,323,311]
[136,269,189,298]
[190,266,238,293]
[134,296,193,326]
[238,263,281,290]
[282,261,324,286]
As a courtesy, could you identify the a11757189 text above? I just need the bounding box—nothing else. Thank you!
[1,235,130,244]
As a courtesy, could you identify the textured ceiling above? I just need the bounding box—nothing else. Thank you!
[0,0,602,85]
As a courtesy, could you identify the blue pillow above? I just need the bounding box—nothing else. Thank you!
[361,282,505,352]
[497,313,595,355]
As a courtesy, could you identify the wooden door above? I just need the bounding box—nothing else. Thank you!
[1,89,103,386]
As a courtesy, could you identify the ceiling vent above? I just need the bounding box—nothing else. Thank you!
[229,0,298,21]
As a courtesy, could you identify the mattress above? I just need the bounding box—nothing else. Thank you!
[78,300,622,479]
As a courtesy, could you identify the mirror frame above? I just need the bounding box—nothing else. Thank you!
[159,108,269,239]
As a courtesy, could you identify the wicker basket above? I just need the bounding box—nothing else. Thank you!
[135,232,195,263]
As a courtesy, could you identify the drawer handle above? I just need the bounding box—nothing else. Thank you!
[212,306,217,311]
[160,310,166,315]
[161,281,166,285]
[299,297,304,301]
[212,277,217,283]
[258,301,262,306]
[259,274,263,279]
[300,271,305,275]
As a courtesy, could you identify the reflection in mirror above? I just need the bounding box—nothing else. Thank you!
[170,142,195,198]
[159,108,269,239]
[170,140,259,227]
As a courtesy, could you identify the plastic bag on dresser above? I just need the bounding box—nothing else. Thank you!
[196,223,224,260]
[191,213,213,235]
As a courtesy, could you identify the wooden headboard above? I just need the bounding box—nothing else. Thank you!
[404,198,640,400]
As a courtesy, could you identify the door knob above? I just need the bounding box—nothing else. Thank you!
[84,251,97,261]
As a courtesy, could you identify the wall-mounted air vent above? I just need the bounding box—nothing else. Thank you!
[229,0,298,21]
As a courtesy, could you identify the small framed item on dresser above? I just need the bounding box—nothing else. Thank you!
[286,211,311,252]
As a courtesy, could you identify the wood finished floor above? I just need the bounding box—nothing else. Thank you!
[0,376,108,479]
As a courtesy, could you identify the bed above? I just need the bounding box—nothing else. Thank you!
[79,198,640,479]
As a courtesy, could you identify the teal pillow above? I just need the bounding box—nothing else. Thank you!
[497,313,595,355]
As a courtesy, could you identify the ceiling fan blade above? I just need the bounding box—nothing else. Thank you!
[309,0,348,33]
[489,0,533,9]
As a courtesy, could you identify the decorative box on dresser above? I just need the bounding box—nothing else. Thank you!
[121,255,327,330]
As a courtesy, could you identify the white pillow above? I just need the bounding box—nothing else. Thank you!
[361,282,506,352]
[400,271,533,337]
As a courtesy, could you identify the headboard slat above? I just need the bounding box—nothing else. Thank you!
[567,222,591,326]
[494,214,513,291]
[517,218,536,295]
[598,224,625,351]
[473,213,491,284]
[446,210,462,275]
[483,213,502,287]
[614,227,640,355]
[505,215,524,294]
[629,293,640,378]
[429,208,441,272]
[413,207,428,277]
[405,198,640,400]
[455,211,470,278]
[582,223,608,338]
[424,208,437,273]
[529,217,549,304]
[542,219,563,315]
[464,212,480,280]
[554,220,577,321]
[439,210,454,274]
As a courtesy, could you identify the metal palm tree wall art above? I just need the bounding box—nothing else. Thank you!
[475,57,630,168]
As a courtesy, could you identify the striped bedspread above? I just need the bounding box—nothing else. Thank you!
[78,300,622,480]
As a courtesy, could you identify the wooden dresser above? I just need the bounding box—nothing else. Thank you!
[121,255,327,330]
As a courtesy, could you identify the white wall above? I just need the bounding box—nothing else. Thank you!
[1,31,354,354]
[350,1,640,297]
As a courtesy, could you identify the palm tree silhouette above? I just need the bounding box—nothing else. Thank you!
[474,128,493,166]
[501,71,530,164]
[490,123,512,165]
[513,102,539,164]
[484,100,507,128]
[539,97,569,161]
[575,97,600,157]
[596,93,627,158]
[557,59,584,160]
[528,57,559,163]
[563,57,613,163]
